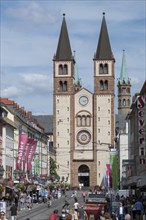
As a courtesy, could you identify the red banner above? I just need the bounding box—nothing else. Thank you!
[16,134,28,170]
[27,140,37,171]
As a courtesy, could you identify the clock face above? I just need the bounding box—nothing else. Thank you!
[79,96,88,106]
[77,130,91,145]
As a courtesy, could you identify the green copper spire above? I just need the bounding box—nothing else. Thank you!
[74,51,82,87]
[119,50,129,84]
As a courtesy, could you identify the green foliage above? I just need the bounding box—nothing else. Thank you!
[110,155,118,191]
[50,157,57,177]
[15,183,26,191]
[0,184,4,193]
[135,92,140,97]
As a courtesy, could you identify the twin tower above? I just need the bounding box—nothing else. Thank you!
[52,13,131,187]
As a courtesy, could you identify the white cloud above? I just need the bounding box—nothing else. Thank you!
[20,73,53,93]
[2,86,20,98]
[5,2,58,25]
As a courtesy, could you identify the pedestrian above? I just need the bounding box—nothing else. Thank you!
[134,199,143,219]
[0,211,8,220]
[69,208,78,220]
[74,197,79,212]
[116,203,126,220]
[20,195,25,210]
[82,191,86,202]
[62,195,69,209]
[78,204,88,220]
[124,214,131,220]
[10,203,18,220]
[48,209,59,220]
[104,212,111,220]
[26,194,32,210]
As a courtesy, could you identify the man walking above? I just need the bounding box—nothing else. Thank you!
[10,203,18,220]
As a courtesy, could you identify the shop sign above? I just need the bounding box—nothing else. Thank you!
[137,95,146,161]
[137,95,145,143]
[78,173,89,176]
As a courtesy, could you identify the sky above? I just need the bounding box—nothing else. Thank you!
[1,0,146,115]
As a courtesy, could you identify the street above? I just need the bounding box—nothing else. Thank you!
[16,190,83,220]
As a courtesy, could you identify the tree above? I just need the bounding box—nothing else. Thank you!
[50,157,58,178]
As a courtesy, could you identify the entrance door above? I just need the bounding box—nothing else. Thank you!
[78,165,90,187]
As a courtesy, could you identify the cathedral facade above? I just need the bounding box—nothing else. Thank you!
[53,13,115,187]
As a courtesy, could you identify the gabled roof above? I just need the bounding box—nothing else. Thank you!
[33,115,53,134]
[55,14,73,61]
[76,87,93,95]
[95,13,114,60]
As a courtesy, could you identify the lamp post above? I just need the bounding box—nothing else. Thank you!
[0,165,5,199]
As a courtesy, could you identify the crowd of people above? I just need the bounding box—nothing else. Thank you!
[0,188,146,220]
[48,190,146,220]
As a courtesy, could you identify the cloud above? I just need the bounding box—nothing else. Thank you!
[5,2,58,25]
[20,73,53,94]
[2,86,20,98]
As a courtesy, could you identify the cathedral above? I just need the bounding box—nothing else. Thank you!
[53,13,115,187]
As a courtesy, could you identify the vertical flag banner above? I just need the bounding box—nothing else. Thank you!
[27,140,37,171]
[106,164,112,188]
[25,138,34,164]
[16,133,28,170]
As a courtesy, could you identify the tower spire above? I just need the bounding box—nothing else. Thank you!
[95,12,114,60]
[55,14,73,60]
[119,50,129,84]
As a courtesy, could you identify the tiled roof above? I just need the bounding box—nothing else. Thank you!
[33,115,53,134]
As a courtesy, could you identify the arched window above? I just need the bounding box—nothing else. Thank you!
[82,116,86,126]
[104,63,108,74]
[119,99,121,106]
[123,99,126,106]
[104,80,108,90]
[100,80,104,90]
[64,64,68,75]
[77,116,82,126]
[63,81,67,91]
[59,64,63,75]
[86,115,90,126]
[59,81,63,91]
[99,64,104,74]
[127,99,130,106]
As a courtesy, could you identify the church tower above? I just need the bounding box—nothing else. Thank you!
[53,13,115,187]
[93,13,115,185]
[117,50,131,117]
[53,14,76,182]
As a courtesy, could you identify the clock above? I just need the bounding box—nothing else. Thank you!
[77,130,91,145]
[79,96,88,106]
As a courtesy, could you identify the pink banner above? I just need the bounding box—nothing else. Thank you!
[25,138,34,163]
[16,134,28,170]
[27,140,37,171]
